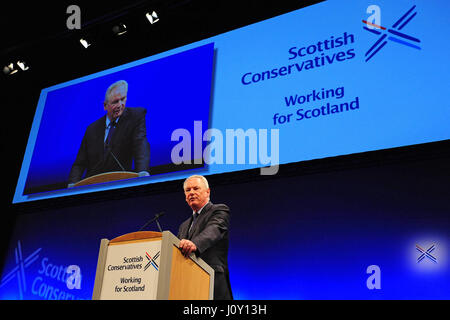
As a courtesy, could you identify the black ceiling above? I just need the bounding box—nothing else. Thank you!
[1,0,325,84]
[1,1,159,53]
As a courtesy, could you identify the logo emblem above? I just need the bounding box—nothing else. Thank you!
[0,241,42,299]
[416,243,437,263]
[362,5,421,62]
[144,251,160,271]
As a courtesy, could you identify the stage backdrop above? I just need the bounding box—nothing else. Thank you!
[13,0,450,203]
[1,157,449,299]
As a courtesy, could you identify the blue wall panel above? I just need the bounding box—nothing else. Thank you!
[1,157,448,299]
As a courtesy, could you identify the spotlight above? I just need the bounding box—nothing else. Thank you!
[3,63,18,75]
[17,60,29,71]
[2,65,11,75]
[112,23,127,36]
[145,11,159,24]
[79,38,92,49]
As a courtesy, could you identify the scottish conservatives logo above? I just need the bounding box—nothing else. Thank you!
[363,5,421,62]
[0,240,83,300]
[0,241,41,299]
[144,250,160,271]
[416,243,437,264]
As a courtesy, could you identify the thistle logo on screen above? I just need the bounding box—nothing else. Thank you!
[0,241,83,300]
[362,5,421,62]
[0,241,41,300]
[408,238,447,274]
[416,243,437,264]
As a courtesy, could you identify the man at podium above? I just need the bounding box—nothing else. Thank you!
[68,80,150,186]
[178,175,233,300]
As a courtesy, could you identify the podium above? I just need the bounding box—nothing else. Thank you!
[92,231,214,300]
[74,171,139,187]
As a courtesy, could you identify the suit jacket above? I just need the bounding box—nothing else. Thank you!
[68,107,150,183]
[177,202,233,300]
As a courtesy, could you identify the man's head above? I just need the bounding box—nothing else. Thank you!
[104,80,128,121]
[183,175,210,212]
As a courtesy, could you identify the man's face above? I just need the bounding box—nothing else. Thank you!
[184,177,210,211]
[104,86,127,120]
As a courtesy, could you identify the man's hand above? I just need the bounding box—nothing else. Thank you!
[179,239,197,257]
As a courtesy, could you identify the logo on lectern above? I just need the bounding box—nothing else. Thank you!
[144,251,160,271]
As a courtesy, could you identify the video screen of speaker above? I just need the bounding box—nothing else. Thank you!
[14,43,214,202]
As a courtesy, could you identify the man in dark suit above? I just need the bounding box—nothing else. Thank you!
[68,80,150,185]
[177,175,233,300]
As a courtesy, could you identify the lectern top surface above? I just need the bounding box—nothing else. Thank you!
[109,231,163,244]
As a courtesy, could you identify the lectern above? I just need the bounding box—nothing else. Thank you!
[74,171,139,187]
[92,231,214,300]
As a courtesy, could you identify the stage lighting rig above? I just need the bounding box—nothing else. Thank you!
[2,61,29,75]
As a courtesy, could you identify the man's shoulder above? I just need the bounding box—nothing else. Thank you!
[125,107,147,118]
[207,203,230,214]
[86,116,105,133]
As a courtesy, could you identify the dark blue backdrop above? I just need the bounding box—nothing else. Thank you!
[1,156,448,299]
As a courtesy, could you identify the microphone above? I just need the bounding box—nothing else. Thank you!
[104,131,126,172]
[104,121,126,171]
[138,211,165,232]
[105,145,126,171]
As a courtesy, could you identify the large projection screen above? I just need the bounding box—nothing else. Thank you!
[14,0,450,203]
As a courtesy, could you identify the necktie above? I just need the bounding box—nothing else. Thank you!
[188,212,199,238]
[104,121,117,152]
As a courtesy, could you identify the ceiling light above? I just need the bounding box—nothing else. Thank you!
[3,63,18,75]
[146,11,159,24]
[2,65,11,75]
[17,60,29,71]
[112,23,127,36]
[79,38,91,49]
